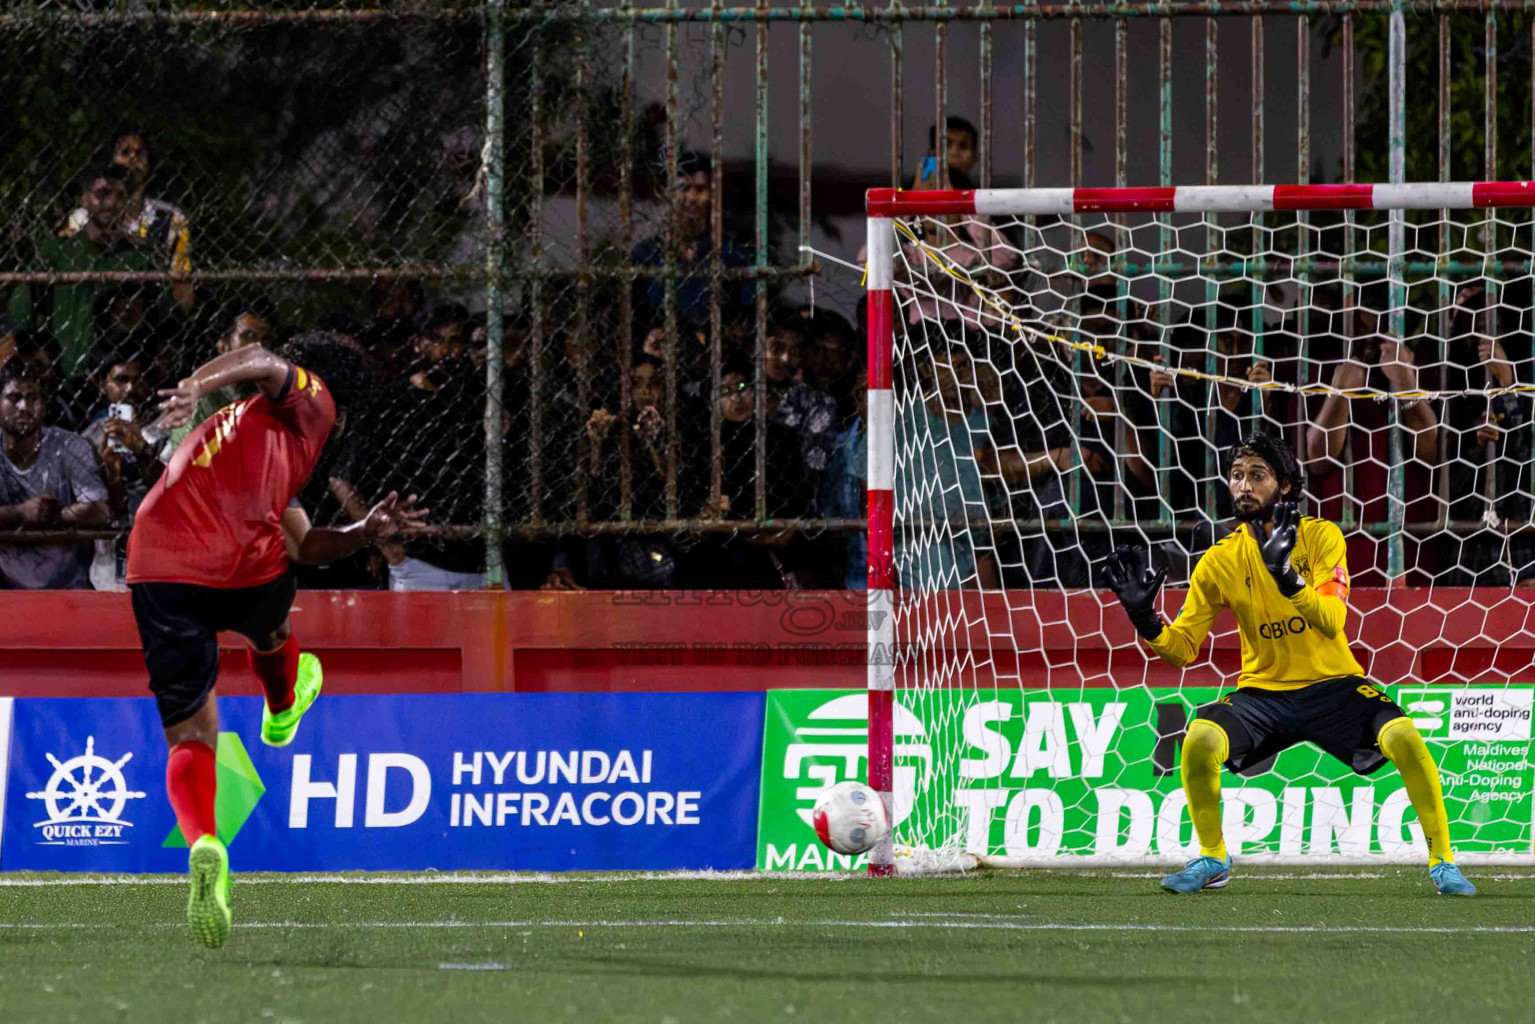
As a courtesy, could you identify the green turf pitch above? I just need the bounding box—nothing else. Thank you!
[3,867,1535,1024]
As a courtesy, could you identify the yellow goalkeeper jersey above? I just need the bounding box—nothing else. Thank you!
[1146,515,1363,690]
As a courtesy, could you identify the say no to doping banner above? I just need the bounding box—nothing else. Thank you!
[0,694,764,872]
[756,686,1535,870]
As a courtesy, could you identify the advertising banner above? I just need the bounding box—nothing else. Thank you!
[757,686,1535,870]
[2,693,764,872]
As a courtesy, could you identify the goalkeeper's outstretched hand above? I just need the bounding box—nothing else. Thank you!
[1254,501,1305,597]
[1104,543,1167,642]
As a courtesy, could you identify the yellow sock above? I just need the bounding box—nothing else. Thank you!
[1181,719,1229,861]
[1377,717,1454,866]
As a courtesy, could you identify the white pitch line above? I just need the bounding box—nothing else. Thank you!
[1,919,1533,935]
[4,870,1535,888]
[0,870,857,888]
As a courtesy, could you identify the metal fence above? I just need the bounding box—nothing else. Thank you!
[0,1,1532,589]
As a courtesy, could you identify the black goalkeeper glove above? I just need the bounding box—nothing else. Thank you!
[1104,543,1167,643]
[1254,501,1305,597]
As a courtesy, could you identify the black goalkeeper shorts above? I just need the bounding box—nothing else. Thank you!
[1195,676,1407,777]
[130,570,298,728]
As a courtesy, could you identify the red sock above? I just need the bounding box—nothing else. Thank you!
[250,633,300,713]
[166,741,217,845]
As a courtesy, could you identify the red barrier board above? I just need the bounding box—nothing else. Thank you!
[0,589,1528,697]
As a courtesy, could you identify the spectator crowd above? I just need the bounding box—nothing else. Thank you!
[3,123,1532,592]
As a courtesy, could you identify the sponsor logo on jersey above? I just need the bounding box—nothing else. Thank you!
[1257,616,1309,640]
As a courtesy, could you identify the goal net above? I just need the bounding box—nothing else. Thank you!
[862,183,1535,873]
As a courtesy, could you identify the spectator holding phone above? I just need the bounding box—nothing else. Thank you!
[912,116,978,188]
[82,341,165,520]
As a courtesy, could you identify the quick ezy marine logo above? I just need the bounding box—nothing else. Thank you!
[26,736,146,846]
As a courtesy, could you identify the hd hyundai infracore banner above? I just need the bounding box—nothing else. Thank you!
[0,694,764,872]
[1,685,1528,872]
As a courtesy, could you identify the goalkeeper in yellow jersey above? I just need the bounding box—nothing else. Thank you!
[1104,431,1475,896]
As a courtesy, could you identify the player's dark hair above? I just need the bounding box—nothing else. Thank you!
[238,296,279,327]
[413,299,468,337]
[1225,431,1304,500]
[928,116,978,150]
[11,328,61,368]
[0,356,47,393]
[676,150,710,178]
[721,352,756,381]
[800,307,855,347]
[104,127,152,164]
[280,332,372,416]
[767,314,810,347]
[90,339,149,382]
[82,163,130,193]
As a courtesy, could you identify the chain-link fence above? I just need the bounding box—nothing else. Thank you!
[3,2,1534,591]
[0,2,850,592]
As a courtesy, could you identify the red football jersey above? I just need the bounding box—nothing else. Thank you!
[128,365,337,588]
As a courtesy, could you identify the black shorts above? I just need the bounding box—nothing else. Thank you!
[129,570,298,728]
[1195,676,1407,777]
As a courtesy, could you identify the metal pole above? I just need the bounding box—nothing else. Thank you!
[1203,14,1219,518]
[529,0,547,528]
[936,0,949,189]
[980,0,993,187]
[1068,1,1084,517]
[1436,12,1450,523]
[575,0,593,526]
[1482,7,1500,514]
[754,0,769,520]
[1386,0,1406,578]
[664,0,680,520]
[1024,0,1036,193]
[1112,13,1128,523]
[618,0,636,518]
[1341,11,1356,529]
[1249,14,1264,436]
[1156,14,1173,525]
[710,0,726,517]
[483,0,507,587]
[1295,13,1311,472]
[890,0,904,188]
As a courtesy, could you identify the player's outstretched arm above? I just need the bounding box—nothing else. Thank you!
[155,345,292,429]
[285,491,429,565]
[1105,543,1223,666]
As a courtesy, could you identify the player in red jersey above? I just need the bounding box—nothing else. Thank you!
[128,333,425,948]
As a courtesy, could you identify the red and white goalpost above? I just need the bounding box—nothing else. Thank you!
[864,182,1535,875]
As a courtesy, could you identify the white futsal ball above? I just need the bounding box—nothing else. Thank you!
[812,781,889,855]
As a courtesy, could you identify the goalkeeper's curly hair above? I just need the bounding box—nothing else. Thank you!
[279,331,373,417]
[1224,430,1305,501]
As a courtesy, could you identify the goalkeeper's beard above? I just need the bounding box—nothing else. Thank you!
[1232,489,1282,527]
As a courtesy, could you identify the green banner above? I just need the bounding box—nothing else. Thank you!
[757,686,1534,871]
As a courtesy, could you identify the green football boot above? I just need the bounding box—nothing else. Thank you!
[187,834,232,949]
[261,652,323,748]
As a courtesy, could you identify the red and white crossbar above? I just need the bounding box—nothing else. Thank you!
[860,179,1535,877]
[866,181,1535,218]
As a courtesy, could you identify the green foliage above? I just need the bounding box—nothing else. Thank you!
[1348,11,1534,187]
